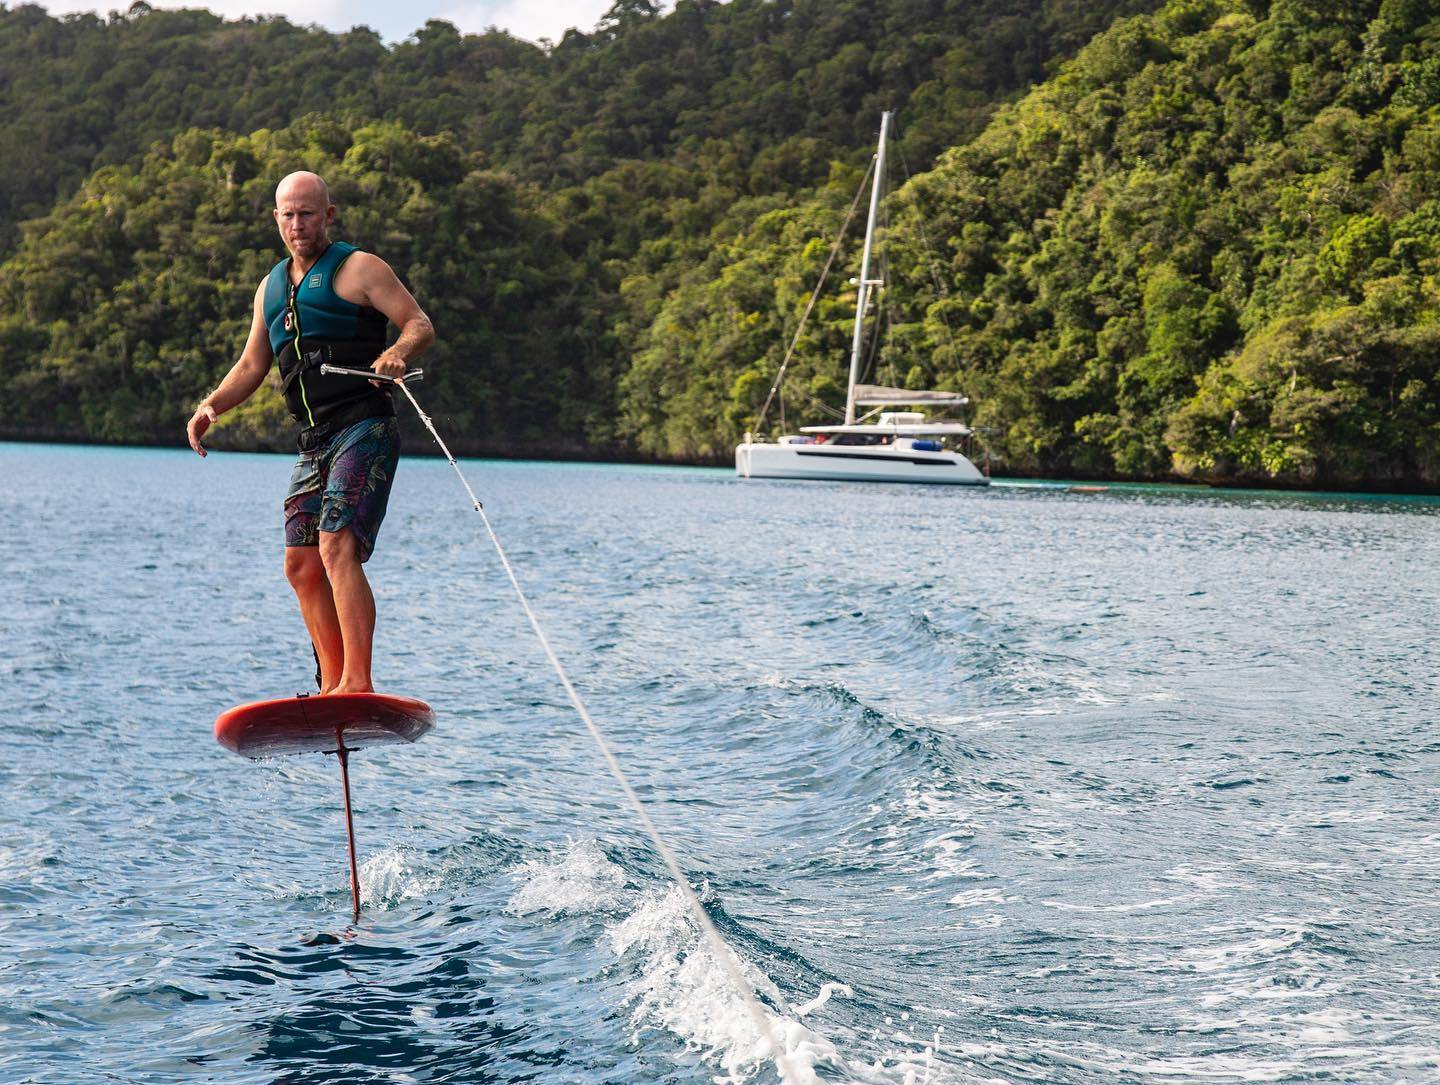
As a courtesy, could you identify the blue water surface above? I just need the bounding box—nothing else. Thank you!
[2,441,1438,1084]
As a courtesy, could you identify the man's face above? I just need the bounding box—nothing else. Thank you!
[273,189,334,261]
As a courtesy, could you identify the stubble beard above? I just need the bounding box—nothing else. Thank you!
[287,232,327,263]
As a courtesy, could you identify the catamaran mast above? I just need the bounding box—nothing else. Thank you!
[844,110,891,425]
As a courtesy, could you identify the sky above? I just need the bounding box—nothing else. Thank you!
[36,0,625,45]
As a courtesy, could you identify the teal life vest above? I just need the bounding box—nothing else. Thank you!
[262,241,393,448]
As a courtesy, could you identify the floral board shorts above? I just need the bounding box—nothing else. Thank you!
[283,416,400,564]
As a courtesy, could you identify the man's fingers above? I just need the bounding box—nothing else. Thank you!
[371,356,405,387]
[188,406,215,456]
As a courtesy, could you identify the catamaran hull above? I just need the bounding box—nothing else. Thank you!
[735,442,989,485]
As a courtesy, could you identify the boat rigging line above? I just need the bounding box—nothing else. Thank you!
[321,363,806,1084]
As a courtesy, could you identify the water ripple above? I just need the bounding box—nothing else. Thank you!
[3,445,1439,1082]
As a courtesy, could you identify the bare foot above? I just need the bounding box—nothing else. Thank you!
[328,680,375,695]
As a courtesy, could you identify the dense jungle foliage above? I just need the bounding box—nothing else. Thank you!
[0,0,1148,452]
[3,0,1439,487]
[629,0,1440,486]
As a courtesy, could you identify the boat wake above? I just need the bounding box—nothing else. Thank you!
[507,839,961,1084]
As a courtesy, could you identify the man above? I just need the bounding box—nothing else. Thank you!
[187,171,435,694]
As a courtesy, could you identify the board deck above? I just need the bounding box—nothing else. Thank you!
[215,692,435,758]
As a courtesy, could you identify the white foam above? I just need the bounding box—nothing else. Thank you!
[1160,865,1240,893]
[608,883,838,1083]
[1039,894,1188,913]
[506,837,630,916]
[946,888,1009,909]
[505,841,972,1085]
[358,846,441,909]
[793,983,854,1018]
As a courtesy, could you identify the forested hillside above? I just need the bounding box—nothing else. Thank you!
[4,0,1440,488]
[915,0,1440,486]
[0,0,1150,452]
[0,0,1143,245]
[629,0,1440,487]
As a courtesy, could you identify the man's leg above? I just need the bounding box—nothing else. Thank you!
[311,415,399,694]
[283,451,342,692]
[285,546,344,692]
[318,527,375,693]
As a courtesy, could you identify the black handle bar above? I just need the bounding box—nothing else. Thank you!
[318,364,423,385]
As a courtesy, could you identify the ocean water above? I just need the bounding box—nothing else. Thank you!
[2,440,1438,1084]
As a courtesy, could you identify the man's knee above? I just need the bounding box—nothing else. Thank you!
[285,546,326,591]
[318,526,360,573]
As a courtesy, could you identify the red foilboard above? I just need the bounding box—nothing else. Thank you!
[215,693,435,759]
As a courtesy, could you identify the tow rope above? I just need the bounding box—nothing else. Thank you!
[321,365,804,1084]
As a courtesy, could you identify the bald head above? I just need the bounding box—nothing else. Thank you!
[276,170,330,207]
[273,171,335,263]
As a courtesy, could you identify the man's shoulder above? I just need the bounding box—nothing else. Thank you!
[255,261,286,300]
[258,256,289,286]
[339,247,387,268]
[335,248,395,283]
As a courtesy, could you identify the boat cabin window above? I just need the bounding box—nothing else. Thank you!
[830,433,891,446]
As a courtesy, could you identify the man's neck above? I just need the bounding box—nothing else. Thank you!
[288,241,330,280]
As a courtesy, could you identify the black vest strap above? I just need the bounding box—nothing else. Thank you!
[278,341,388,396]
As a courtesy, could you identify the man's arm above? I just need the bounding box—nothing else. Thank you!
[187,282,274,457]
[346,252,435,380]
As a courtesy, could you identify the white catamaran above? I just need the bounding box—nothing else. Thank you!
[735,111,988,486]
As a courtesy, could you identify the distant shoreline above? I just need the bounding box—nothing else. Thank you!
[6,435,1440,497]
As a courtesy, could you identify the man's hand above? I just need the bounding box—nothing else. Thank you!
[187,403,218,457]
[371,348,408,386]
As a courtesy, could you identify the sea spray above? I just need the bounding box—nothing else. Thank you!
[507,841,849,1082]
[507,838,630,917]
[358,846,442,910]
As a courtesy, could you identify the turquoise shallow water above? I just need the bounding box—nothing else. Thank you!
[2,440,1439,1084]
